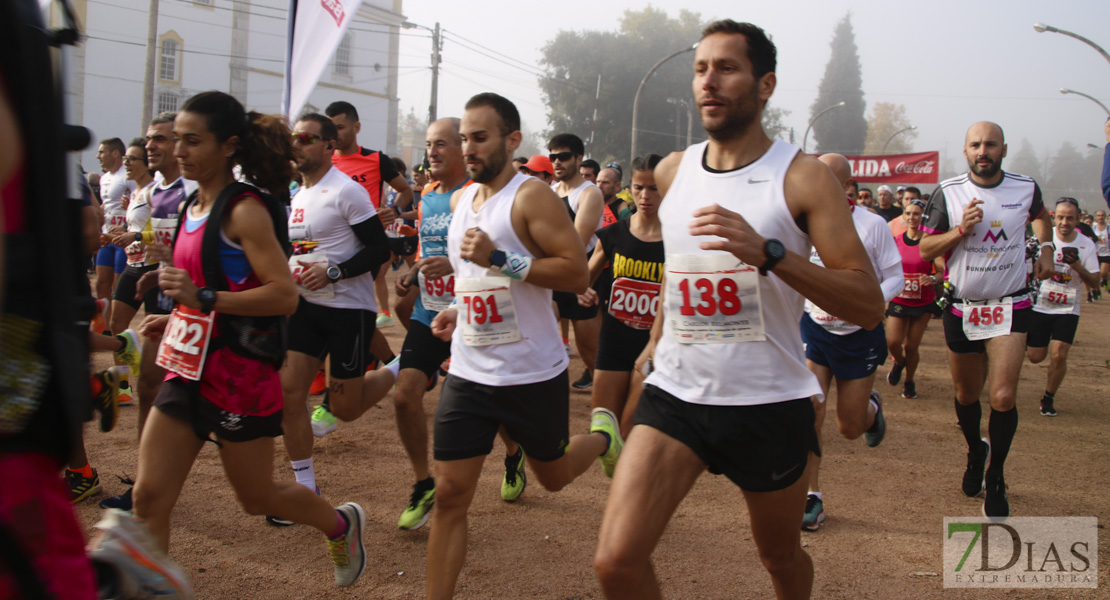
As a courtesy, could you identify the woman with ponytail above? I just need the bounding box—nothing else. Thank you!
[101,91,366,594]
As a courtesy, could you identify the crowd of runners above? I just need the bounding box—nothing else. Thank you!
[3,5,1110,599]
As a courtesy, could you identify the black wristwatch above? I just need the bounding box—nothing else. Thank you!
[134,232,143,243]
[196,287,217,314]
[759,239,786,276]
[488,249,507,268]
[326,265,343,283]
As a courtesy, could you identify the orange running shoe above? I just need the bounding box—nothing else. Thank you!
[310,369,327,396]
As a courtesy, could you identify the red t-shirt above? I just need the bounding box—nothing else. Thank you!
[331,146,400,209]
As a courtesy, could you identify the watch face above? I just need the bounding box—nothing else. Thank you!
[767,239,785,258]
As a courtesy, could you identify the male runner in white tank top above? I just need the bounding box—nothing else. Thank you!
[920,121,1054,520]
[427,93,622,599]
[593,21,884,600]
[548,133,605,390]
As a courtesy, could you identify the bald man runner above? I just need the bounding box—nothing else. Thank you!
[920,121,1054,520]
[799,153,903,531]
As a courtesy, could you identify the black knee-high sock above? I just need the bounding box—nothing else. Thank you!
[987,407,1018,475]
[954,398,982,450]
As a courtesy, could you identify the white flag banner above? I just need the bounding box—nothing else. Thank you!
[283,0,363,121]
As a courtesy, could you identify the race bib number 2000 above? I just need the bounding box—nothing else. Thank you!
[155,305,215,380]
[666,254,765,344]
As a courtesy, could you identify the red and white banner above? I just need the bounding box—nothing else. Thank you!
[840,152,940,184]
[282,0,363,121]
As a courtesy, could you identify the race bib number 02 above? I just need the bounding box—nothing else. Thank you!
[419,271,455,312]
[666,254,765,343]
[156,305,215,380]
[961,297,1013,341]
[289,252,335,301]
[609,277,660,330]
[455,277,522,347]
[1035,280,1076,315]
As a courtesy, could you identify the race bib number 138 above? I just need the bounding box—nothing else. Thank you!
[666,254,765,344]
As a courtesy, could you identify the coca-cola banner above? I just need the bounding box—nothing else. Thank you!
[839,152,939,184]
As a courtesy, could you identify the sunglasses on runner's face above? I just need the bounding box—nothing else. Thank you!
[549,151,575,163]
[291,132,325,145]
[123,155,146,163]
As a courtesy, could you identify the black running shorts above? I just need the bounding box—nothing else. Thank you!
[399,320,451,377]
[112,264,165,314]
[885,301,941,319]
[434,370,570,462]
[553,290,599,321]
[154,378,283,443]
[942,306,1031,354]
[594,318,650,372]
[287,297,376,380]
[632,385,819,493]
[1027,311,1079,347]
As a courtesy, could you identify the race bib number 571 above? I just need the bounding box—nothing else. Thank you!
[156,305,215,380]
[666,254,765,343]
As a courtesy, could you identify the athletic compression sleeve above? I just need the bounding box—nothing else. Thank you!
[336,216,390,279]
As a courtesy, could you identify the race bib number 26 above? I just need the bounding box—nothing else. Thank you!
[666,254,765,344]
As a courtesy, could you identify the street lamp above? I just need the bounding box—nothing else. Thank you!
[631,43,697,166]
[882,125,917,155]
[802,101,845,154]
[667,97,693,149]
[403,21,442,123]
[1059,88,1110,117]
[1033,23,1110,70]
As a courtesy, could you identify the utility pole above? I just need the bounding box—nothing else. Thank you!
[429,22,441,123]
[140,0,158,130]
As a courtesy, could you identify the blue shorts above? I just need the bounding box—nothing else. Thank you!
[800,314,887,381]
[95,245,127,274]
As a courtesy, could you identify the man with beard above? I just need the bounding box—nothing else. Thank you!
[593,21,883,599]
[271,113,392,526]
[426,93,621,599]
[920,121,1054,520]
[874,185,901,222]
[548,133,605,391]
[1025,198,1099,417]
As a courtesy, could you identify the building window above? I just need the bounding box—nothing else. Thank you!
[333,33,351,77]
[157,91,179,114]
[157,31,183,84]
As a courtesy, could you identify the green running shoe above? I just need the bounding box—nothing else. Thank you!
[501,448,526,502]
[590,407,623,478]
[398,478,435,530]
[115,329,143,384]
[311,403,338,437]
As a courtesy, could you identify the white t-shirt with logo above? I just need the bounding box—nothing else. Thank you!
[287,166,379,311]
[1034,231,1098,317]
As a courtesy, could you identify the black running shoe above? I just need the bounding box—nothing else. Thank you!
[1040,398,1057,417]
[983,470,1009,520]
[99,487,133,511]
[962,438,990,497]
[571,369,593,390]
[887,361,904,386]
[901,381,917,399]
[864,392,885,448]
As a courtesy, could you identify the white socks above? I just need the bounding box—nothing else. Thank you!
[291,458,316,491]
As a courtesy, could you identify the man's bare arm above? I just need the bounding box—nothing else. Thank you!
[572,186,604,247]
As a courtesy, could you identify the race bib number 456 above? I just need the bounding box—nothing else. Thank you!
[961,297,1013,341]
[666,254,765,343]
[156,306,215,380]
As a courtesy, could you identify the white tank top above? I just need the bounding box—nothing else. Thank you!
[645,140,822,406]
[558,180,603,252]
[446,173,569,386]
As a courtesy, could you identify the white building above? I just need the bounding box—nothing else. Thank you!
[59,0,404,170]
